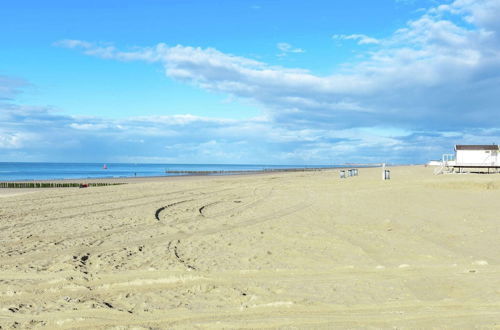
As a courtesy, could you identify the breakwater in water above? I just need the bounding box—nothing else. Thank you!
[0,182,125,188]
[165,167,331,175]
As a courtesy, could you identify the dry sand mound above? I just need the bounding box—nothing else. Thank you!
[1,166,500,328]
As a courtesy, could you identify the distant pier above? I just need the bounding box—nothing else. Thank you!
[165,165,378,175]
[165,168,329,175]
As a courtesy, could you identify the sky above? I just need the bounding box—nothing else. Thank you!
[1,0,500,164]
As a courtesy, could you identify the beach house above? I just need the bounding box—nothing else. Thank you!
[455,145,499,167]
[434,144,500,174]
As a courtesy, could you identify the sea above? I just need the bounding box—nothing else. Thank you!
[0,162,340,181]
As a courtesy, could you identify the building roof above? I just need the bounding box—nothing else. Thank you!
[455,144,499,151]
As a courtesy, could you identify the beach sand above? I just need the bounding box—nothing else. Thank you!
[1,165,500,328]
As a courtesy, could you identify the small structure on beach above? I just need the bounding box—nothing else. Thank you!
[435,144,500,174]
[455,145,499,166]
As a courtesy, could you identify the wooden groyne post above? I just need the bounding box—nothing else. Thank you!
[0,182,125,189]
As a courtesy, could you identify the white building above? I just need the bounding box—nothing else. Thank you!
[455,145,499,167]
[434,144,500,174]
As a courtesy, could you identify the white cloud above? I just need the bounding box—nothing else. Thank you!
[131,114,233,125]
[0,132,29,149]
[332,34,380,45]
[445,0,500,31]
[69,123,109,130]
[277,42,305,55]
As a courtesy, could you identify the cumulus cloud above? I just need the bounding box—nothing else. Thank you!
[57,0,500,134]
[443,0,500,31]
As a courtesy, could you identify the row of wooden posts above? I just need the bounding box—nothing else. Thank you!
[0,182,125,189]
[166,168,323,175]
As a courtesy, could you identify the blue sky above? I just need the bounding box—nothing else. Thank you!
[1,0,500,164]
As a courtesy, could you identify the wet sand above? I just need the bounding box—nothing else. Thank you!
[1,166,500,328]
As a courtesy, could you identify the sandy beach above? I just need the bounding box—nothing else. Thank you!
[1,165,500,328]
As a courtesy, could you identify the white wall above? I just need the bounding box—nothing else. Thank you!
[456,150,498,165]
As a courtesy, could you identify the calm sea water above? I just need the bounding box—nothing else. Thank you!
[0,163,338,181]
